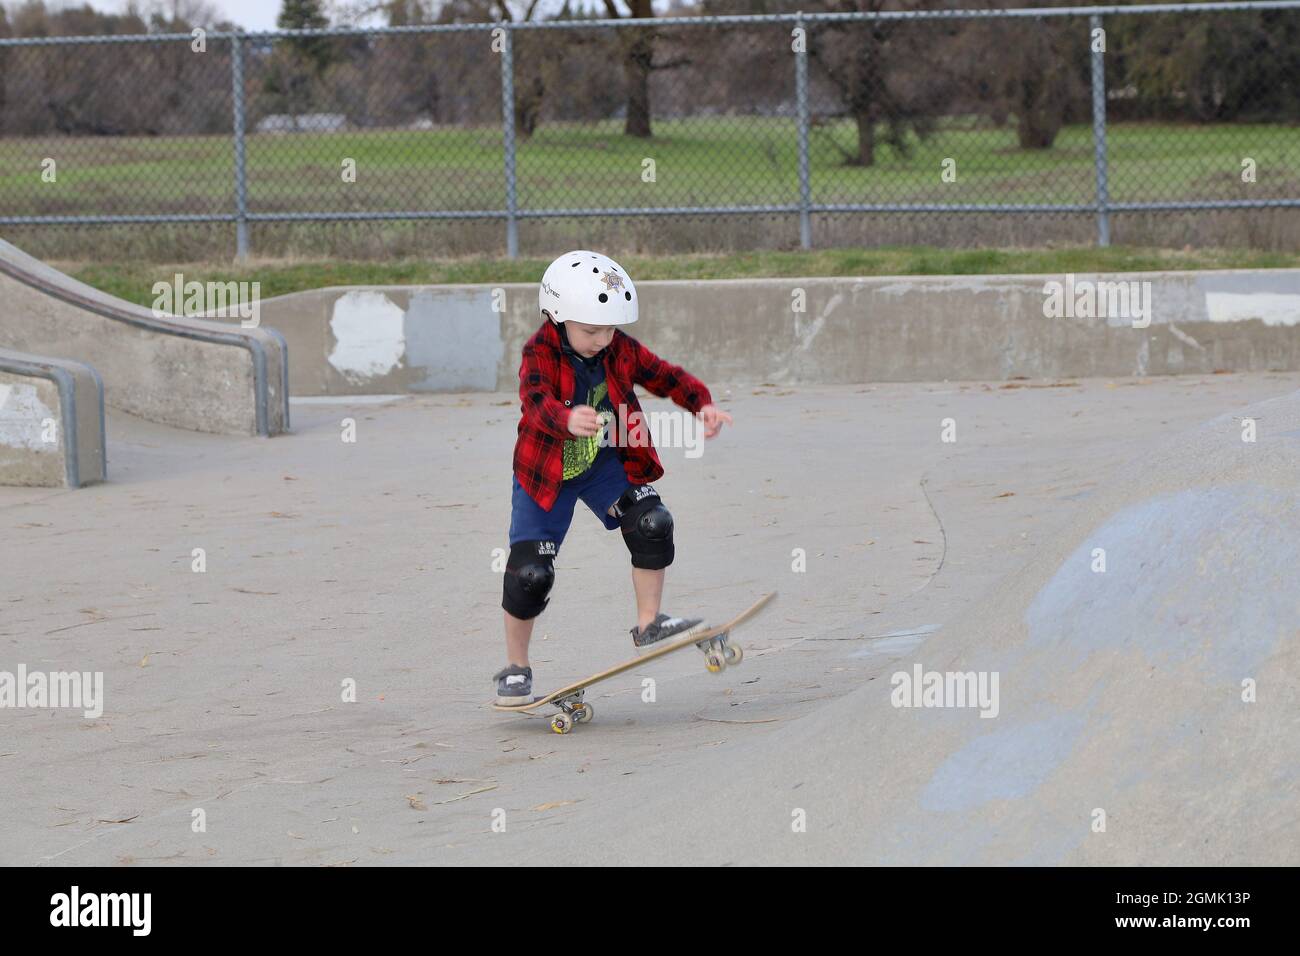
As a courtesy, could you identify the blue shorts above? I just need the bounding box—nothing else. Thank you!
[509,448,633,547]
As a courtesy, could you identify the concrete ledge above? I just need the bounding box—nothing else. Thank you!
[259,270,1300,394]
[261,285,503,396]
[0,239,289,436]
[0,348,106,488]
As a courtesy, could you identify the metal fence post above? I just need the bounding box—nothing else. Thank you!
[500,25,519,260]
[230,30,250,260]
[1089,13,1111,248]
[794,14,812,251]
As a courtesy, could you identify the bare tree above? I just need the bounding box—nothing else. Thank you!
[599,0,692,138]
[968,3,1086,150]
[0,7,10,135]
[807,0,954,167]
[492,0,555,137]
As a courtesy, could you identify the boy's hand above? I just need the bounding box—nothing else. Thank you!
[567,404,602,437]
[698,403,732,439]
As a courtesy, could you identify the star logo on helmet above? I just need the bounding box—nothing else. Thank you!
[600,270,625,291]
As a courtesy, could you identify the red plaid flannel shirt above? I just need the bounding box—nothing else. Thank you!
[513,319,713,511]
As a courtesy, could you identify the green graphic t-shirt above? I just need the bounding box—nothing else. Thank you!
[562,359,614,481]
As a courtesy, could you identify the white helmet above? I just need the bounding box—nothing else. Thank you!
[538,250,637,327]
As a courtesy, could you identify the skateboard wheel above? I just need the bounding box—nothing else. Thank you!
[550,714,572,735]
[705,653,724,673]
[573,703,594,724]
[724,643,743,665]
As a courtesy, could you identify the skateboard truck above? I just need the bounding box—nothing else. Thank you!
[547,689,594,735]
[697,628,743,673]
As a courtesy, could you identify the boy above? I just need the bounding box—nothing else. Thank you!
[495,250,733,704]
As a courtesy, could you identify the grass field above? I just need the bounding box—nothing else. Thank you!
[2,117,1296,219]
[66,244,1300,308]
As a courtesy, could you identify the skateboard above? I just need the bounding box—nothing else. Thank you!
[492,592,776,734]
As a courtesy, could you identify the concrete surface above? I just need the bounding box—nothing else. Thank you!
[2,372,1296,865]
[0,238,289,436]
[0,348,105,488]
[258,271,1300,396]
[494,386,1300,865]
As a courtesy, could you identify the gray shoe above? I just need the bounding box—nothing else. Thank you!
[631,613,705,655]
[494,664,534,705]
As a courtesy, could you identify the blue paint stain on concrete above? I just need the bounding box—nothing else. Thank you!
[1025,484,1298,679]
[919,710,1088,812]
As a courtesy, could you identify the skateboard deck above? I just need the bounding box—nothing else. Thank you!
[492,592,776,734]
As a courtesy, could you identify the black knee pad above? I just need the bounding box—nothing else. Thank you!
[617,486,675,570]
[502,540,556,619]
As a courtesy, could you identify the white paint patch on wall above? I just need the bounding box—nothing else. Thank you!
[328,291,407,383]
[0,382,57,451]
[1205,292,1300,327]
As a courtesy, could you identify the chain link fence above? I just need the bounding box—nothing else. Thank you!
[1,2,1298,259]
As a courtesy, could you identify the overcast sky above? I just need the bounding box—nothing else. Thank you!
[202,0,285,31]
[101,0,288,32]
[81,1,603,34]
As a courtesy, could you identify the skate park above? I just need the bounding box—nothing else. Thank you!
[2,12,1299,938]
[2,236,1298,866]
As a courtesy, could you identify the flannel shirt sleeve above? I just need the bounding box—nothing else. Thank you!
[519,341,572,440]
[628,336,713,413]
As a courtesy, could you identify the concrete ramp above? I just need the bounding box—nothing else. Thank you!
[498,389,1300,865]
[0,348,105,487]
[0,239,288,436]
